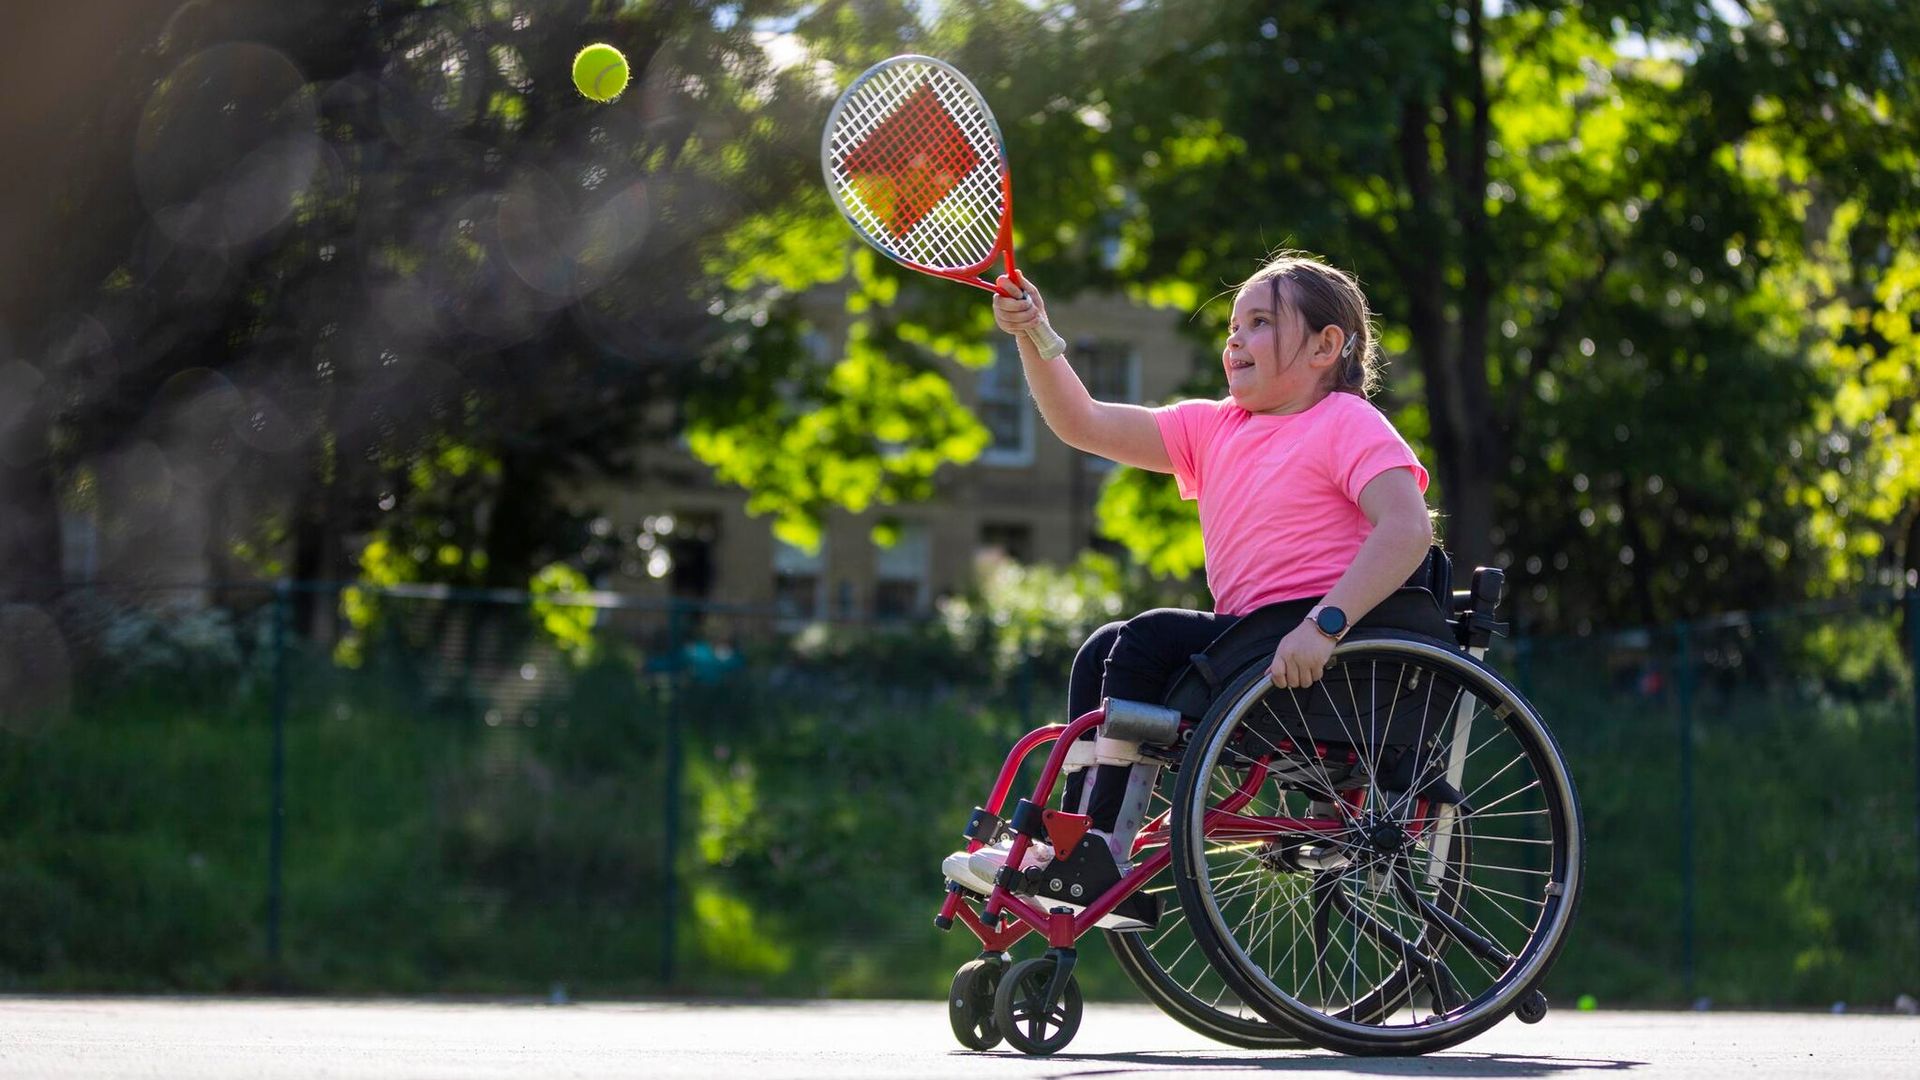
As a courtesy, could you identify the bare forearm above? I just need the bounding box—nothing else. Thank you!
[1320,517,1434,621]
[991,273,1170,470]
[1014,331,1097,447]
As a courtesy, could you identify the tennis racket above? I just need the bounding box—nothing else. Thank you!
[821,54,1068,359]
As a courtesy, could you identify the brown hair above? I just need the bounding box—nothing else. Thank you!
[1237,251,1381,397]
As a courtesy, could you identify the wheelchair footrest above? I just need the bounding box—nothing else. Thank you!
[1030,835,1162,930]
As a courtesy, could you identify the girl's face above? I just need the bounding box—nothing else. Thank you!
[1222,284,1341,414]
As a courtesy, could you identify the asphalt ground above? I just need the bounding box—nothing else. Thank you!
[2,997,1915,1078]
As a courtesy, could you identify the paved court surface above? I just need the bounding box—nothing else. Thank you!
[1,997,1914,1078]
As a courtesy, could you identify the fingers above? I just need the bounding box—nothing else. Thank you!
[992,276,1039,330]
[995,270,1044,302]
[1267,647,1330,689]
[1269,664,1324,690]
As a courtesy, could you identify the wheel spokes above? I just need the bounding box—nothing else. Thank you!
[1190,643,1575,1040]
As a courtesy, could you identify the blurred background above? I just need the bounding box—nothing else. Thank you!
[1,0,1916,1011]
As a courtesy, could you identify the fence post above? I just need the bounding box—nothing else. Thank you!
[659,601,686,989]
[1909,590,1920,936]
[266,579,291,985]
[1673,620,1696,1005]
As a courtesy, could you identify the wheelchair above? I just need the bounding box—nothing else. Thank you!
[936,551,1584,1056]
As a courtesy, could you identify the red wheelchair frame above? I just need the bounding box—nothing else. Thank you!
[935,701,1441,956]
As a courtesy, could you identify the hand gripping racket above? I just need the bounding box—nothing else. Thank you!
[822,55,1068,359]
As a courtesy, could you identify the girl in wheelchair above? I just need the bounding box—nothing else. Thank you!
[945,252,1434,927]
[938,252,1582,1058]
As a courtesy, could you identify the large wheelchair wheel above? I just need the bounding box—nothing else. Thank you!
[1092,748,1305,1047]
[1104,771,1303,1049]
[1106,909,1306,1048]
[1170,634,1584,1056]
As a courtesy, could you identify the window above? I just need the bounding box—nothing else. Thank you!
[1072,340,1139,471]
[1074,338,1139,402]
[873,523,930,618]
[978,521,1033,563]
[665,512,719,601]
[773,537,825,621]
[978,340,1034,466]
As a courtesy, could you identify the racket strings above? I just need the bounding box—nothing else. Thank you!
[827,63,1003,270]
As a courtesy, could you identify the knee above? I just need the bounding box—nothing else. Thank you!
[1109,608,1190,658]
[1125,607,1194,629]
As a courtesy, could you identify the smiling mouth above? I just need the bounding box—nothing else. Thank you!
[1228,359,1254,371]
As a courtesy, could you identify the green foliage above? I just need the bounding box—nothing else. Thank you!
[13,0,1920,639]
[1094,466,1204,579]
[754,0,1920,633]
[1510,605,1919,1005]
[937,551,1206,677]
[1779,204,1920,587]
[684,287,992,550]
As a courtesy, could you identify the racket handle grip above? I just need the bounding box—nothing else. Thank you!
[1002,285,1067,360]
[1022,323,1067,361]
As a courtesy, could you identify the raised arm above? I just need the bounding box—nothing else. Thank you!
[992,272,1172,473]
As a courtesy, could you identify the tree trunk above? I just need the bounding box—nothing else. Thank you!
[482,450,546,590]
[1398,7,1506,573]
[290,453,344,641]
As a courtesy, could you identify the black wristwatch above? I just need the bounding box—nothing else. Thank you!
[1307,604,1349,641]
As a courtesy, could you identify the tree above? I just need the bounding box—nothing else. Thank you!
[922,0,1920,630]
[0,0,182,604]
[5,1,887,620]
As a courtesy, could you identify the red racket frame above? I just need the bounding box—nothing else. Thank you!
[824,55,1029,302]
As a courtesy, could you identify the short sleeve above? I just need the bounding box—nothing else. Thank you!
[1152,398,1227,500]
[1330,397,1430,503]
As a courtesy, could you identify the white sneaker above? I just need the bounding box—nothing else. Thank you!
[941,849,994,895]
[965,838,1055,894]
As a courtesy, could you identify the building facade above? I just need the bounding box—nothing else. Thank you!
[590,292,1209,619]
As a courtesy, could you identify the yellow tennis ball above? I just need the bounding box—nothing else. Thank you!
[572,43,629,103]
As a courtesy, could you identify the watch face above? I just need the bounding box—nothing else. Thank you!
[1316,607,1348,636]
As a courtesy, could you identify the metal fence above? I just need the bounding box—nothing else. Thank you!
[1,581,1914,1008]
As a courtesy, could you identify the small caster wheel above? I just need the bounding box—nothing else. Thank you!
[992,956,1083,1056]
[948,959,1003,1050]
[1516,988,1549,1024]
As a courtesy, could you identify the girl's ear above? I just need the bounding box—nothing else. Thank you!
[1311,325,1345,367]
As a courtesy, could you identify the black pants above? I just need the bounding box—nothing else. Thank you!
[1062,607,1241,830]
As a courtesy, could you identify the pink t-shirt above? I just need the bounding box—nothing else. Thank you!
[1152,392,1429,616]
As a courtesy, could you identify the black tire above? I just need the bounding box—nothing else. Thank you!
[948,958,1004,1051]
[1101,750,1306,1049]
[992,956,1084,1056]
[1105,891,1306,1047]
[1170,635,1584,1056]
